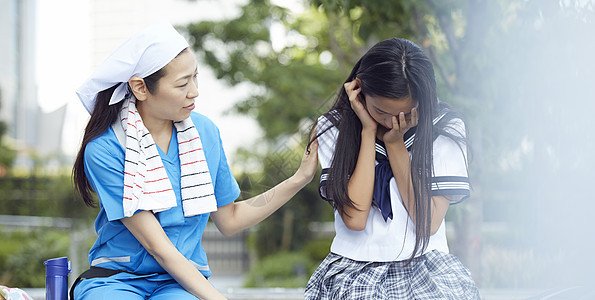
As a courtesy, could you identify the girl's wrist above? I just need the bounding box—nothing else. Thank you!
[361,126,377,137]
[384,139,407,152]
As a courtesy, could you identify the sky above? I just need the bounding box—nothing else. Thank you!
[35,0,266,164]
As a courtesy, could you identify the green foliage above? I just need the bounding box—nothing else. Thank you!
[244,251,313,288]
[0,174,96,288]
[237,138,333,258]
[312,0,426,41]
[303,237,333,263]
[244,236,332,288]
[0,175,96,219]
[186,0,358,140]
[0,229,70,288]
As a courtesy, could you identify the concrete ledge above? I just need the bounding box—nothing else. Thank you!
[22,288,550,300]
[222,288,305,299]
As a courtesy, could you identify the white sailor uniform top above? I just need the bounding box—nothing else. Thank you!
[317,109,469,262]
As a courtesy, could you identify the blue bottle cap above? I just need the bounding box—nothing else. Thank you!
[44,257,71,276]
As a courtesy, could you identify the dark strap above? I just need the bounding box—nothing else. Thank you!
[69,267,128,300]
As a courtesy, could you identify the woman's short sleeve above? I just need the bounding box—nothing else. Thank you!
[84,137,127,221]
[432,118,470,204]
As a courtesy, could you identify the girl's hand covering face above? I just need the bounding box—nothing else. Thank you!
[383,107,418,145]
[344,79,377,131]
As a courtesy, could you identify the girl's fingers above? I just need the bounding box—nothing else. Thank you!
[344,81,356,95]
[399,112,406,129]
[344,80,361,102]
[347,89,363,111]
[344,80,355,89]
[343,82,351,95]
[343,80,354,89]
[348,88,361,102]
[391,115,399,131]
[344,79,376,130]
[351,88,361,101]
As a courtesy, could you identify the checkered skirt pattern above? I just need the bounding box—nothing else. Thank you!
[305,250,480,299]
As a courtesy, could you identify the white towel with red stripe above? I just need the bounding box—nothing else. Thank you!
[119,97,217,217]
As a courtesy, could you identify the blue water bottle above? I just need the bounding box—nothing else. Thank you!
[44,257,71,300]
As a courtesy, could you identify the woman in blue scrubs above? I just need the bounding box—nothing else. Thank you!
[71,22,318,300]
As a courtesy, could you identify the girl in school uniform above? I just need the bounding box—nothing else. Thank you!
[305,38,480,299]
[71,22,318,300]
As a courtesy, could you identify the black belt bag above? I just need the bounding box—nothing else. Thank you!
[69,266,160,299]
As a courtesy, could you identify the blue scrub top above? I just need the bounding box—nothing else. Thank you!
[83,112,240,278]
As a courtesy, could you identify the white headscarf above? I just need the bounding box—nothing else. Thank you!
[76,21,189,114]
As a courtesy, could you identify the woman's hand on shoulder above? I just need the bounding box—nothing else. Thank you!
[344,79,377,132]
[383,107,418,145]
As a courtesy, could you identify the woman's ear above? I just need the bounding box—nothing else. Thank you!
[128,77,148,101]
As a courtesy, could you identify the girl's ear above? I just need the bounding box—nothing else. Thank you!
[355,77,362,89]
[128,77,148,101]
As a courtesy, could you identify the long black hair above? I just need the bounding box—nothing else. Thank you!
[72,49,188,207]
[312,38,467,263]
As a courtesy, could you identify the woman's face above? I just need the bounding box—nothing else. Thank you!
[141,49,199,123]
[363,93,418,130]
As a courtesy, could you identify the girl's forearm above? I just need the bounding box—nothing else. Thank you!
[342,128,376,230]
[385,142,450,235]
[385,142,417,221]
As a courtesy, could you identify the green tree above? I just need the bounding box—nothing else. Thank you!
[186,0,347,259]
[187,0,360,139]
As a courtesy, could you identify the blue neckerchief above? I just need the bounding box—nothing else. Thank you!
[372,127,415,221]
[372,106,449,222]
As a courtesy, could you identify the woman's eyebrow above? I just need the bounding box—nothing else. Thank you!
[175,67,198,81]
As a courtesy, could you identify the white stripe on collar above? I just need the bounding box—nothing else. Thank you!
[403,110,448,149]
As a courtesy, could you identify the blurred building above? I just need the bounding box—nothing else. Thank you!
[0,0,39,148]
[0,0,66,166]
[1,0,253,168]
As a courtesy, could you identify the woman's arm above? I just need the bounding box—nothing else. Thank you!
[210,141,318,237]
[121,211,226,300]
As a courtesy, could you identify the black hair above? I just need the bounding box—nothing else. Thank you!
[310,38,467,264]
[73,48,188,207]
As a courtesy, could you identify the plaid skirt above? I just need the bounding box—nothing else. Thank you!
[305,250,480,300]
